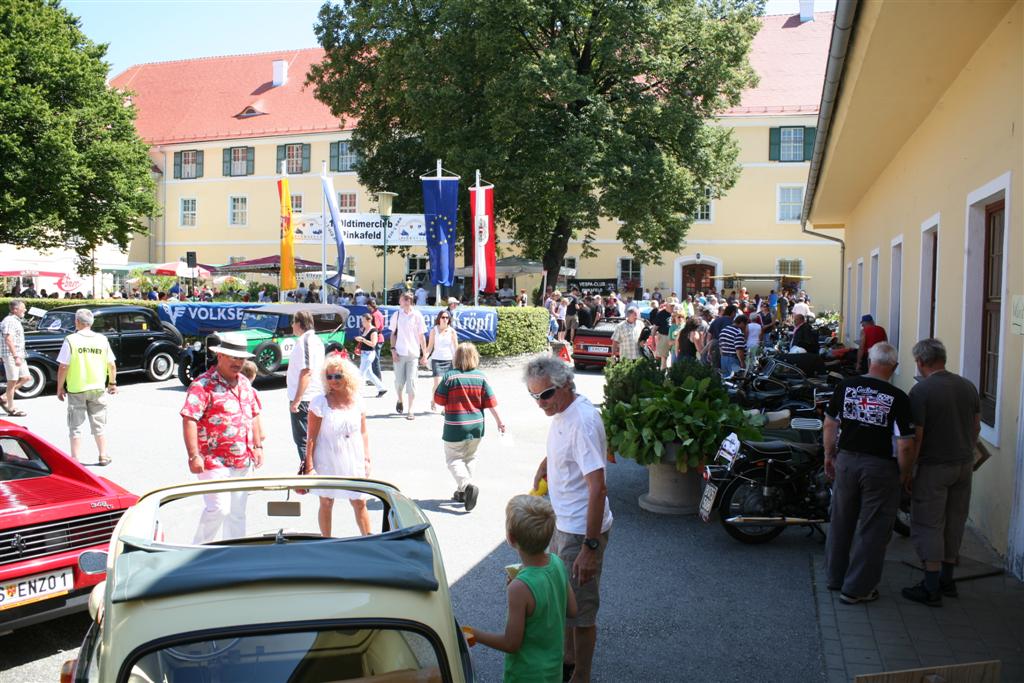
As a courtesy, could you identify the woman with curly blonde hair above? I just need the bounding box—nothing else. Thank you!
[303,354,372,536]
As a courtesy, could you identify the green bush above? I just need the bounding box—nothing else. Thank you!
[602,357,760,472]
[476,306,550,357]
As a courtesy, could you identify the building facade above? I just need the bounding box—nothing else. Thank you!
[806,0,1023,572]
[113,12,840,305]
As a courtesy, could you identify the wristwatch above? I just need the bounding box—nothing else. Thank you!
[583,537,600,550]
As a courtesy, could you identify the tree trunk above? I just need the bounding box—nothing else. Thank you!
[542,212,574,295]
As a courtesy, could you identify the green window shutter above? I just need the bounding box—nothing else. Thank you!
[768,128,781,161]
[803,127,816,161]
[222,148,231,176]
[276,144,286,174]
[173,152,182,179]
[302,143,311,173]
[195,150,204,178]
[246,147,255,175]
[329,142,339,172]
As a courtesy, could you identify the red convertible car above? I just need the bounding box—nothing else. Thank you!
[0,419,136,634]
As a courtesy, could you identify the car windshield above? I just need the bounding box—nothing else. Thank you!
[36,311,76,333]
[154,483,388,546]
[126,625,445,683]
[0,436,51,481]
[240,312,284,332]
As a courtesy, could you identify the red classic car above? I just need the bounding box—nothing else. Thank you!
[0,420,136,634]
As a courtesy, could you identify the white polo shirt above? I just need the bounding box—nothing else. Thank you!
[389,308,426,357]
[286,330,325,402]
[546,394,614,536]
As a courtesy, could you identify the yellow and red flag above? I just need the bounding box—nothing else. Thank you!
[278,177,297,291]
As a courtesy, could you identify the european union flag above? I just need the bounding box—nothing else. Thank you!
[422,177,459,287]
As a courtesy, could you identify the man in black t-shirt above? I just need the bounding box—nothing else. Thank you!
[824,342,914,605]
[651,301,673,369]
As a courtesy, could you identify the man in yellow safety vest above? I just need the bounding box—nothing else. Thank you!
[56,309,117,465]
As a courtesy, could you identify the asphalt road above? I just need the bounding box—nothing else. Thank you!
[0,362,826,682]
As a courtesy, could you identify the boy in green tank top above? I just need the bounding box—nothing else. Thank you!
[469,495,578,682]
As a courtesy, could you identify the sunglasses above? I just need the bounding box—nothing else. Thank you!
[325,373,343,381]
[439,315,450,320]
[529,386,558,401]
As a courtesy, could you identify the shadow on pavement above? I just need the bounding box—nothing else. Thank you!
[0,611,91,671]
[415,498,470,516]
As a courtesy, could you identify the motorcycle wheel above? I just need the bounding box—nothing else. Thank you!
[718,477,786,544]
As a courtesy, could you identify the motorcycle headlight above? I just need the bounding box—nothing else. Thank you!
[193,341,202,351]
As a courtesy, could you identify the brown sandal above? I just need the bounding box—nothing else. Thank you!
[1,403,26,417]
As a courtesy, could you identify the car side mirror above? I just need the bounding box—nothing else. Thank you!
[78,550,108,576]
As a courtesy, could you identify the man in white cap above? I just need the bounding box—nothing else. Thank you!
[180,332,263,544]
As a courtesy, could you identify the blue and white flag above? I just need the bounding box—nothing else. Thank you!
[421,177,459,287]
[321,173,346,289]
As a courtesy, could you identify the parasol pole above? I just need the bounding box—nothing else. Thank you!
[321,161,328,303]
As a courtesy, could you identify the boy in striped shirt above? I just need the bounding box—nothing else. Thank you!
[434,342,506,511]
[718,315,748,376]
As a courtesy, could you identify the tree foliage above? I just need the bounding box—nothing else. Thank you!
[0,0,159,271]
[309,0,763,276]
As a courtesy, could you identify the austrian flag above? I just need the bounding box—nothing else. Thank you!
[470,184,496,294]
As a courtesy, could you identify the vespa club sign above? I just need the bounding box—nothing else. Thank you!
[294,214,427,246]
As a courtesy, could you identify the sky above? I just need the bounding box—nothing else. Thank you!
[67,0,838,77]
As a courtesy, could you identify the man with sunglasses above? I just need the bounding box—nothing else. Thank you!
[525,356,612,683]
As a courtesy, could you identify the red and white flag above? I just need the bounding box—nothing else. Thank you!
[470,181,496,294]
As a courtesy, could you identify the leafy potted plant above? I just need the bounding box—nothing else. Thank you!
[602,357,760,515]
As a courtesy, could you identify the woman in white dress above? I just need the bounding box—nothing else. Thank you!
[303,355,372,536]
[425,310,458,412]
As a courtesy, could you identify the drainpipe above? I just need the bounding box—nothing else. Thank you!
[801,0,858,338]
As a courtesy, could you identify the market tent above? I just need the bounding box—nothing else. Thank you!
[215,255,326,274]
[709,273,813,281]
[150,262,212,278]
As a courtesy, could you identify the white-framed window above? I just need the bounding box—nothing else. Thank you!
[228,196,247,226]
[845,263,854,342]
[181,150,197,179]
[407,254,429,275]
[290,194,303,215]
[231,147,248,176]
[337,142,357,172]
[563,257,577,271]
[618,257,642,290]
[179,198,197,227]
[780,127,804,162]
[889,237,903,352]
[918,215,939,341]
[777,185,804,222]
[777,259,803,277]
[695,187,713,222]
[338,192,358,213]
[285,144,304,174]
[344,256,356,276]
[869,249,880,319]
[855,258,864,324]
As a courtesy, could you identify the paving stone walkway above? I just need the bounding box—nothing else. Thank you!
[814,533,1024,682]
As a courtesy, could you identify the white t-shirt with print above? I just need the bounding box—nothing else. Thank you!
[546,395,614,535]
[286,330,325,402]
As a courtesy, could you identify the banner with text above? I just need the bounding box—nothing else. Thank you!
[348,305,498,344]
[294,213,427,246]
[157,302,253,337]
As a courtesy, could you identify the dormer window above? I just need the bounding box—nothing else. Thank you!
[237,105,264,118]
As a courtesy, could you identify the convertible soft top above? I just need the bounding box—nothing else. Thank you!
[110,524,438,603]
[242,303,351,317]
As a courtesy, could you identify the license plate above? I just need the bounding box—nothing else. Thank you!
[698,483,718,523]
[586,345,610,353]
[0,568,74,611]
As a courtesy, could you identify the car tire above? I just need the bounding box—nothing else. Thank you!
[161,321,184,346]
[145,350,176,382]
[252,341,282,375]
[178,359,197,386]
[14,363,48,399]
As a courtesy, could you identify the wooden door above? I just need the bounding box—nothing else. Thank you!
[682,264,715,296]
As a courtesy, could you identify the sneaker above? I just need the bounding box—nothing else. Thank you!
[839,589,880,605]
[902,581,942,606]
[940,581,958,598]
[562,663,575,682]
[376,389,387,398]
[452,489,465,503]
[396,400,403,414]
[463,484,479,512]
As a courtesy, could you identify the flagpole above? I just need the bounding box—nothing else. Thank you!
[279,160,287,302]
[473,170,480,307]
[321,161,328,303]
[435,159,442,305]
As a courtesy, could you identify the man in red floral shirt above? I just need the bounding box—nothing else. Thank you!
[180,332,263,544]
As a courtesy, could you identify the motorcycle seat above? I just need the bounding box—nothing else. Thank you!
[741,440,821,461]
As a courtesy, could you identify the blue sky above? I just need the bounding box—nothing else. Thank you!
[67,0,837,77]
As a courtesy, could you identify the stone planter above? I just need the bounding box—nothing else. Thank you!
[637,443,704,515]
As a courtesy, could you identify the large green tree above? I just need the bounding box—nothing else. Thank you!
[0,0,159,271]
[309,0,762,279]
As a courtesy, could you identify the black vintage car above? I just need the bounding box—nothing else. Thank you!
[6,305,183,399]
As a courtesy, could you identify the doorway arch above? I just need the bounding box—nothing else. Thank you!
[674,254,723,297]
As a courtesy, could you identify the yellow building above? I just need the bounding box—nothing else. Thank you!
[805,0,1023,572]
[113,11,840,305]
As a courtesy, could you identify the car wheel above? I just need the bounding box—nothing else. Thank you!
[252,341,282,375]
[178,359,197,386]
[14,363,47,399]
[146,350,176,382]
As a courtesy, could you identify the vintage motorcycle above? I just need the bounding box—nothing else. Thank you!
[700,428,832,544]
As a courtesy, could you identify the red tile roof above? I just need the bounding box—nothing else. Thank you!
[722,12,834,116]
[110,48,350,145]
[113,12,833,145]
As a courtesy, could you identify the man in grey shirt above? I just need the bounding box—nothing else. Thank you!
[902,338,981,606]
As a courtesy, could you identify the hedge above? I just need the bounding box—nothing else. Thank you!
[476,306,550,357]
